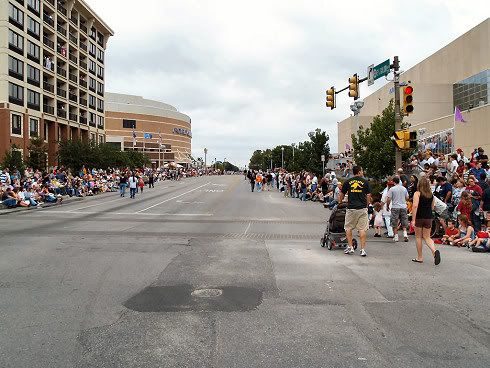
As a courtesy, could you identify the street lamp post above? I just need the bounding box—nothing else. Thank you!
[223,158,226,174]
[204,148,208,175]
[281,147,284,168]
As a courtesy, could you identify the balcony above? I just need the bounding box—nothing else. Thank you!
[43,13,55,28]
[69,53,77,64]
[43,105,55,115]
[79,42,87,52]
[57,24,67,37]
[58,3,67,17]
[69,73,77,83]
[43,59,55,72]
[69,93,77,103]
[70,15,78,26]
[69,33,78,45]
[57,68,67,78]
[57,109,67,118]
[79,116,87,125]
[79,97,87,106]
[79,60,87,70]
[69,113,78,122]
[43,36,55,49]
[43,81,55,93]
[79,80,87,89]
[57,88,67,98]
[45,0,55,8]
[80,24,87,34]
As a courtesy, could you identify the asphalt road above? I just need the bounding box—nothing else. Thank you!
[0,175,489,368]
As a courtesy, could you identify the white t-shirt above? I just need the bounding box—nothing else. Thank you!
[381,187,391,216]
[128,176,138,189]
[427,156,435,165]
[448,160,458,175]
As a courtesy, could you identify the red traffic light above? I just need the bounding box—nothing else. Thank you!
[404,86,413,94]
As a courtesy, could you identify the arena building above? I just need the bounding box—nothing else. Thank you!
[105,92,192,167]
[337,18,490,157]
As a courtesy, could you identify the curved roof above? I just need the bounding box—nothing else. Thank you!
[105,93,191,124]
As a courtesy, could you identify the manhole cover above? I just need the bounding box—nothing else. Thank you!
[124,284,262,312]
[191,288,223,298]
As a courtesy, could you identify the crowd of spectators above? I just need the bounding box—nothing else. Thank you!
[0,165,201,210]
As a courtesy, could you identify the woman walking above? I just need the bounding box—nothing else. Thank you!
[411,176,441,265]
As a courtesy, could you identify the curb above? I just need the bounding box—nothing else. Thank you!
[0,195,85,216]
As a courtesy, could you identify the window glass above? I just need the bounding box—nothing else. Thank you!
[9,3,24,25]
[8,29,24,51]
[8,56,24,78]
[11,114,22,135]
[29,118,39,137]
[27,16,40,36]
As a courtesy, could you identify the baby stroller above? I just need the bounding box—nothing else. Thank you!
[320,202,358,251]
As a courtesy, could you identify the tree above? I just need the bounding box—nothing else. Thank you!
[1,144,25,172]
[26,137,48,171]
[351,100,409,179]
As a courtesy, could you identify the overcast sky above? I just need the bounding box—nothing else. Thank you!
[86,0,488,167]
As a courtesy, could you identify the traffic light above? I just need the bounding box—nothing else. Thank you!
[402,85,414,115]
[392,130,418,150]
[348,74,359,100]
[326,87,336,110]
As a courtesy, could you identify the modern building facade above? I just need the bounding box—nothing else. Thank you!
[0,0,114,165]
[337,18,490,156]
[105,93,192,167]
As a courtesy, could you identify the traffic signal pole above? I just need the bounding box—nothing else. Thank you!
[392,56,403,171]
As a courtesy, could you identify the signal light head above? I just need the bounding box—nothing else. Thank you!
[404,86,413,94]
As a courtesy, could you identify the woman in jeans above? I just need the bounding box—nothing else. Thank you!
[411,177,441,265]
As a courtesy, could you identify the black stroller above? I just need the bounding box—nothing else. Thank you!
[320,203,358,251]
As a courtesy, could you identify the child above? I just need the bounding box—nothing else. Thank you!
[456,191,472,225]
[453,215,475,248]
[442,219,460,245]
[138,177,145,194]
[373,202,384,238]
[469,227,490,252]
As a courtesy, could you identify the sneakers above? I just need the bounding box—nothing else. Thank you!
[393,234,399,242]
[404,236,409,242]
[360,249,367,257]
[374,233,381,238]
[344,247,354,255]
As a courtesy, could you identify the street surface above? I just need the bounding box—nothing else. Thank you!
[0,175,489,367]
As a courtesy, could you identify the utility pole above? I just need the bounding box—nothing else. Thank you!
[392,55,402,170]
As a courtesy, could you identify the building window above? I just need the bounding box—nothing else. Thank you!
[27,16,40,38]
[8,82,24,106]
[123,119,136,129]
[27,89,40,110]
[27,64,40,86]
[97,81,104,95]
[8,29,24,55]
[29,118,39,137]
[97,48,104,62]
[89,112,96,125]
[89,60,96,74]
[97,98,104,111]
[90,132,96,141]
[453,69,490,111]
[97,115,104,128]
[27,0,40,14]
[44,121,48,141]
[11,113,23,136]
[9,3,24,29]
[97,65,104,79]
[89,42,96,56]
[99,134,104,143]
[27,40,40,61]
[89,77,96,91]
[89,95,96,109]
[8,55,24,81]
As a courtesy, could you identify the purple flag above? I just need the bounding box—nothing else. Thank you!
[454,106,465,123]
[345,143,351,151]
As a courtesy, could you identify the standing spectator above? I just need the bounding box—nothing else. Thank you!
[119,174,127,197]
[148,172,155,188]
[408,175,419,200]
[381,181,395,238]
[466,177,483,230]
[411,177,441,265]
[128,172,138,199]
[339,166,371,257]
[448,154,459,176]
[138,176,145,194]
[434,176,452,204]
[470,162,485,182]
[397,168,409,187]
[477,147,488,167]
[386,176,410,242]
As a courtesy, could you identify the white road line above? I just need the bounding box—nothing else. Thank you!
[244,222,252,235]
[34,210,213,216]
[135,182,211,213]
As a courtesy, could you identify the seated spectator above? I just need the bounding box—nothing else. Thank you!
[469,227,490,252]
[452,215,475,247]
[1,187,18,208]
[441,219,459,245]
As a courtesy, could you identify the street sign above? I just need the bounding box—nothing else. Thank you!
[372,59,391,82]
[367,64,375,86]
[321,155,325,162]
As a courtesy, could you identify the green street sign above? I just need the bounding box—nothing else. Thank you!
[373,59,391,81]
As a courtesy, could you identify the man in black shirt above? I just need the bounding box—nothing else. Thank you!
[338,166,371,257]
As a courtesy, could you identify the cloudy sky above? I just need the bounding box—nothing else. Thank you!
[86,0,487,167]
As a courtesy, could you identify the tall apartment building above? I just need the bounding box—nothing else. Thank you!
[0,0,114,165]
